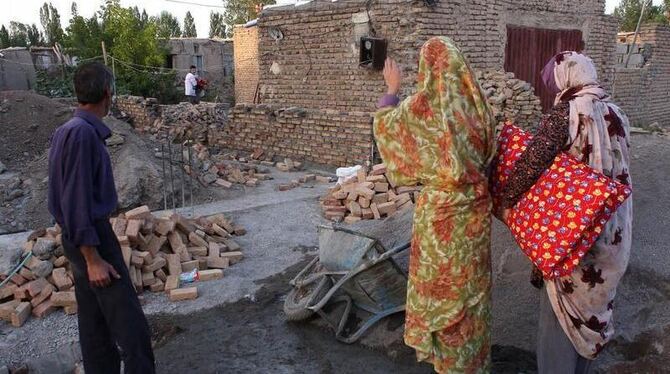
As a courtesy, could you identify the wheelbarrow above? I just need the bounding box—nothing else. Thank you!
[283,224,410,343]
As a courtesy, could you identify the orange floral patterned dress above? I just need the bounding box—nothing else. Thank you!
[374,37,496,373]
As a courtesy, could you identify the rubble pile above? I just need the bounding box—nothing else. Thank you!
[320,164,421,224]
[477,70,544,131]
[151,102,228,144]
[0,206,246,327]
[184,144,274,188]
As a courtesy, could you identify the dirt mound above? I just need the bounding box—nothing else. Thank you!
[0,91,74,170]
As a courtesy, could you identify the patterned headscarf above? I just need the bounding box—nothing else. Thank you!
[374,36,496,188]
[543,51,633,359]
[548,52,621,175]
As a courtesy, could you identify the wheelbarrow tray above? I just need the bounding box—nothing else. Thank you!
[287,225,409,343]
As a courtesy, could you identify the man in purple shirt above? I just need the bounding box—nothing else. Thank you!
[48,62,155,374]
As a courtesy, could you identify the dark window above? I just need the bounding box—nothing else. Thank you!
[165,55,174,69]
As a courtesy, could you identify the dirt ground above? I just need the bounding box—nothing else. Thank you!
[0,126,668,373]
[0,91,72,170]
[0,92,280,234]
[150,260,537,374]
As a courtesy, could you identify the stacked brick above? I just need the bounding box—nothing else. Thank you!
[0,206,245,327]
[320,164,421,223]
[115,96,161,130]
[478,70,543,131]
[157,102,229,144]
[219,104,373,167]
[257,0,418,113]
[612,25,670,127]
[233,25,260,104]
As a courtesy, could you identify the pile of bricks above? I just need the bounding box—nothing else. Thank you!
[478,70,543,131]
[0,206,245,327]
[115,96,161,131]
[320,164,421,223]
[187,144,272,188]
[158,102,229,144]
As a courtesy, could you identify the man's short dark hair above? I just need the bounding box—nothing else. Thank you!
[190,65,196,69]
[74,62,114,105]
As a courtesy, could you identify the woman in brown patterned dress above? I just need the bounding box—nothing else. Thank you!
[500,52,633,374]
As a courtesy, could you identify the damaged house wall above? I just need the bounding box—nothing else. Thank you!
[612,24,670,127]
[166,38,235,104]
[0,48,37,91]
[219,0,617,166]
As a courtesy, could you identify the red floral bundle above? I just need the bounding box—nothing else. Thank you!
[491,123,632,279]
[196,78,208,91]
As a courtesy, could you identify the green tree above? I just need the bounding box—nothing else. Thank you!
[183,11,197,37]
[209,12,226,38]
[223,0,275,37]
[64,2,104,59]
[40,2,65,46]
[27,24,44,46]
[62,0,180,103]
[155,11,182,39]
[613,0,668,32]
[0,26,10,49]
[9,22,29,47]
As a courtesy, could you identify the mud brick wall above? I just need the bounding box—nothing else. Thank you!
[219,105,373,166]
[612,25,670,127]
[115,96,161,130]
[233,26,260,104]
[255,0,617,112]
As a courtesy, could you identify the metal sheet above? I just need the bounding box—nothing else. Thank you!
[505,26,584,113]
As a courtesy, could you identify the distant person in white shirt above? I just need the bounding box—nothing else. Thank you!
[184,65,199,104]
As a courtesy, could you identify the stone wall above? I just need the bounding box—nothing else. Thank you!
[612,24,670,127]
[115,96,161,130]
[219,105,373,166]
[233,26,260,104]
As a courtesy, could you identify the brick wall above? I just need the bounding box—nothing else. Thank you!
[612,24,670,127]
[115,96,161,130]
[219,104,373,166]
[255,0,616,111]
[233,26,260,104]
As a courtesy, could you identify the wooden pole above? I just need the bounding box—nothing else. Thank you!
[625,0,648,68]
[101,41,108,65]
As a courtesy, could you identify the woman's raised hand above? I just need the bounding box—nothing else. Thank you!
[383,58,402,96]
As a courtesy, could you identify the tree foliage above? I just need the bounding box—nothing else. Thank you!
[223,0,275,37]
[27,24,44,46]
[183,11,197,37]
[155,11,182,40]
[209,12,226,39]
[39,2,65,46]
[613,0,669,32]
[60,1,181,103]
[8,22,29,48]
[0,26,9,49]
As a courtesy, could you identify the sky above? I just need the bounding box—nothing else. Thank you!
[0,0,664,39]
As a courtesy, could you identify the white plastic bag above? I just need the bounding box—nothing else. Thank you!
[335,165,362,185]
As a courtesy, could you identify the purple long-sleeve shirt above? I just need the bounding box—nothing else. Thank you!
[48,109,117,247]
[377,94,400,109]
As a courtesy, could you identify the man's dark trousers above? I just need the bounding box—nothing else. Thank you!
[63,219,155,374]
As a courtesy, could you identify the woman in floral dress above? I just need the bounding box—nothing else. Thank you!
[374,37,496,373]
[500,52,633,374]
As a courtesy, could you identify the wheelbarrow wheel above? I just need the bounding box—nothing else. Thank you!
[284,276,331,321]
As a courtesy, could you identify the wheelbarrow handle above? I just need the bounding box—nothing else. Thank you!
[377,241,411,262]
